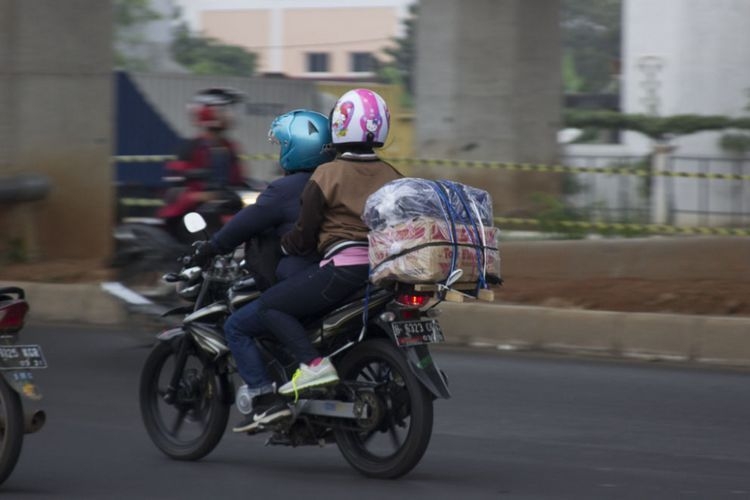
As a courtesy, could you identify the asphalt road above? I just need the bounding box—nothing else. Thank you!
[3,323,750,499]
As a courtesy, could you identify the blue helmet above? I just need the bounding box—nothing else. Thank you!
[268,109,335,172]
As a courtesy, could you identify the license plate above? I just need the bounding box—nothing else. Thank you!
[391,320,444,347]
[0,344,47,370]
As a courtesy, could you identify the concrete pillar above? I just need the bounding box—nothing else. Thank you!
[0,0,113,261]
[413,0,562,216]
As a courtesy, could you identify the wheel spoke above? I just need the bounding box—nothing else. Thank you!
[387,423,401,450]
[361,363,378,382]
[169,408,188,437]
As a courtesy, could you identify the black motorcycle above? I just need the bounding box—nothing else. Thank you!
[0,287,47,486]
[138,213,452,479]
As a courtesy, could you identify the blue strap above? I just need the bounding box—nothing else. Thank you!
[442,180,487,290]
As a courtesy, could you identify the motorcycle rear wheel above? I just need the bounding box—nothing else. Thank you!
[139,339,230,461]
[334,338,433,479]
[0,377,24,485]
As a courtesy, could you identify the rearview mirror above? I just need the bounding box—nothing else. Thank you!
[183,212,207,234]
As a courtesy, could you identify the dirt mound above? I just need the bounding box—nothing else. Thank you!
[1,256,748,317]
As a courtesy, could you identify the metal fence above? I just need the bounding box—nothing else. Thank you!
[561,154,750,229]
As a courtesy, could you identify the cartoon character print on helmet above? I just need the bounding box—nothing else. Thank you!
[331,88,390,148]
[333,101,355,138]
[268,109,335,172]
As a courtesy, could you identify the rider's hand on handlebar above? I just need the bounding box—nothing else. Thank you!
[191,240,218,268]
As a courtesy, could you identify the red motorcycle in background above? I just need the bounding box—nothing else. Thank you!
[0,287,47,486]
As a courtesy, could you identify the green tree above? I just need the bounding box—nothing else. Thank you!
[171,23,256,77]
[114,0,162,71]
[561,0,622,93]
[376,3,418,105]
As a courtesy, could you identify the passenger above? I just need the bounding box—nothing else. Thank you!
[231,88,402,433]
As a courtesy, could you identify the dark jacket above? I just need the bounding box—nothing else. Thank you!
[211,171,318,285]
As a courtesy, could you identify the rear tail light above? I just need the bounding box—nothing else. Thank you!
[395,293,431,308]
[0,300,29,334]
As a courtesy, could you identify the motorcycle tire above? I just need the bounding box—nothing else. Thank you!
[139,339,230,461]
[0,377,24,485]
[334,338,434,479]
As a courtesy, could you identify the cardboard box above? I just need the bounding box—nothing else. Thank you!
[368,217,501,285]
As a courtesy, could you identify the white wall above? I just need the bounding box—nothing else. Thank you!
[622,0,750,156]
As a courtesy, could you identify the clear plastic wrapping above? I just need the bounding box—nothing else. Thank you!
[363,178,494,231]
[364,178,501,286]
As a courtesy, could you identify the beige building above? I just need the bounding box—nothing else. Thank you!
[189,0,413,79]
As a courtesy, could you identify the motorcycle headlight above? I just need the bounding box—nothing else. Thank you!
[239,190,260,206]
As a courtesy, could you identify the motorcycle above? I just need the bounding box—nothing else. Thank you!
[0,287,47,486]
[138,213,453,479]
[112,180,264,300]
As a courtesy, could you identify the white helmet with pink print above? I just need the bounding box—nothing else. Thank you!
[330,88,390,149]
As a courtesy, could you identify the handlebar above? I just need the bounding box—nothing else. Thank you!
[0,287,25,300]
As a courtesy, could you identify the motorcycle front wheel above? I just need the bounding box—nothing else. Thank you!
[0,377,24,485]
[139,338,230,461]
[334,338,433,479]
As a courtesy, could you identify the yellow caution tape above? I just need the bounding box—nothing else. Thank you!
[494,217,750,237]
[112,155,750,181]
[119,198,165,207]
[113,154,278,163]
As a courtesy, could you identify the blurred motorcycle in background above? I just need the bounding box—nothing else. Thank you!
[111,179,264,300]
[0,287,46,486]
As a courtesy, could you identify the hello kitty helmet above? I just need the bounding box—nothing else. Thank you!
[330,88,390,149]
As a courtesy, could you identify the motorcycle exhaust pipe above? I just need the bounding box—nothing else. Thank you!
[24,409,46,434]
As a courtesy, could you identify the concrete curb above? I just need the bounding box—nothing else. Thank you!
[438,302,750,367]
[5,281,750,367]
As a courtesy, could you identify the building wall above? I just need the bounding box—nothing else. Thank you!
[200,4,402,78]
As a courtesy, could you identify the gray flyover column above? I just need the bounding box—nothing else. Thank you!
[414,0,562,216]
[0,0,113,260]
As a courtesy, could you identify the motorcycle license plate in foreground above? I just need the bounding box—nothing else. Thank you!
[391,319,444,346]
[0,344,47,370]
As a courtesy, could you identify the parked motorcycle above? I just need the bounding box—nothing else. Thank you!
[138,213,452,479]
[0,287,46,486]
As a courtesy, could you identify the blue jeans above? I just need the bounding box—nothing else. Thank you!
[224,262,369,388]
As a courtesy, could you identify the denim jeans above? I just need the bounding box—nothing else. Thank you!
[224,262,369,388]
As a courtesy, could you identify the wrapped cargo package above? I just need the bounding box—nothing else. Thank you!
[364,178,501,286]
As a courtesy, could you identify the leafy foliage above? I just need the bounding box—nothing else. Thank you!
[720,134,750,154]
[376,3,418,105]
[561,0,622,93]
[114,0,163,70]
[171,23,256,77]
[564,109,750,141]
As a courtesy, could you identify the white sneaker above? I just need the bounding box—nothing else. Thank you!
[279,357,339,397]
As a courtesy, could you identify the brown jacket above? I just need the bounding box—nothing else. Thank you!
[281,157,402,257]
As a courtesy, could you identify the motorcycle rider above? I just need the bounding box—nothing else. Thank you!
[230,88,402,433]
[158,87,247,241]
[190,110,334,430]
